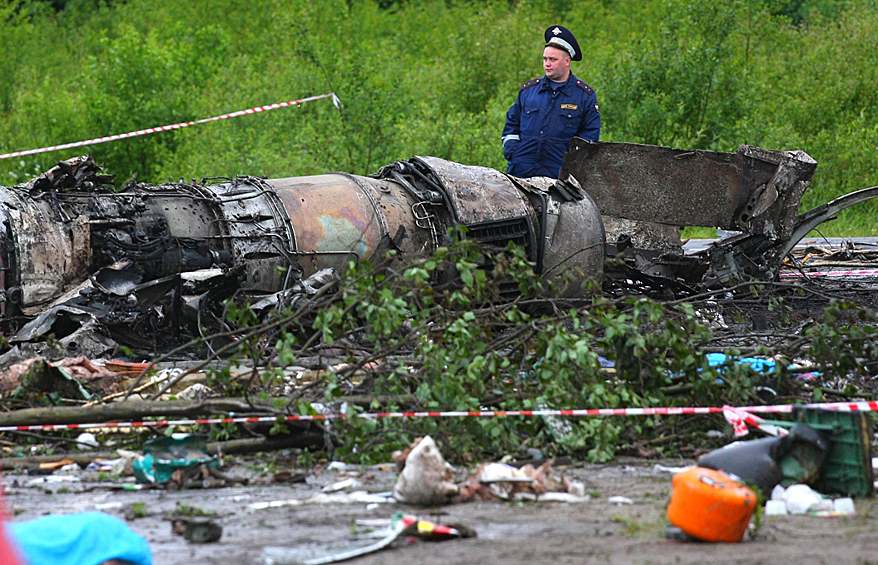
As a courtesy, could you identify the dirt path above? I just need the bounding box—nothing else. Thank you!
[4,457,877,565]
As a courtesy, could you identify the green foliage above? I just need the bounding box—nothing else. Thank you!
[1,0,877,232]
[806,300,878,376]
[4,0,878,461]
[307,235,742,463]
[600,0,750,148]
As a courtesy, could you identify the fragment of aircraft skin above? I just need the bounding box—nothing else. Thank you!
[558,140,865,285]
[0,154,605,334]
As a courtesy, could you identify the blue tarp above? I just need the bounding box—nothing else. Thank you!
[705,352,818,376]
[6,512,152,565]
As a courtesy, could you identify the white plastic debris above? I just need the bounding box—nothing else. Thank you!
[57,463,82,475]
[769,484,848,515]
[567,480,586,498]
[833,498,855,514]
[327,461,348,471]
[86,459,117,472]
[653,464,692,475]
[27,475,81,487]
[608,496,634,505]
[76,432,99,450]
[321,478,361,492]
[515,492,584,503]
[176,383,210,401]
[94,502,124,511]
[771,484,786,501]
[765,500,788,515]
[784,484,824,514]
[247,491,391,511]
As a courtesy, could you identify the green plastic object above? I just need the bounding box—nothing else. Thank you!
[793,407,873,498]
[133,434,218,484]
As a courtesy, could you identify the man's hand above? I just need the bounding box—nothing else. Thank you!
[503,139,520,161]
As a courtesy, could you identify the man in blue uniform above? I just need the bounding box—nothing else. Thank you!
[502,25,601,178]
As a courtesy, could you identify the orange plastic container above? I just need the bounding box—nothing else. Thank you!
[667,467,757,543]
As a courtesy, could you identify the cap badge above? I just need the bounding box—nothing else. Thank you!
[552,27,562,35]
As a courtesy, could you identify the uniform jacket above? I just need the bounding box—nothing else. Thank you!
[502,73,600,178]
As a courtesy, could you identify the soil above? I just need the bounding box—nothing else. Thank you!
[4,455,878,565]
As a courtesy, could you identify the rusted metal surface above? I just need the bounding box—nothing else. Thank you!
[271,173,428,278]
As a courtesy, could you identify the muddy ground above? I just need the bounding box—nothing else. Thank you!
[4,455,877,565]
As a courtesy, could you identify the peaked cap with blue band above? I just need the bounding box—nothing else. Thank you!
[544,25,581,62]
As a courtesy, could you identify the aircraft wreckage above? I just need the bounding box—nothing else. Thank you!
[0,140,876,356]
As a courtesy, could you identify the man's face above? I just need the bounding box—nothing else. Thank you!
[543,46,571,82]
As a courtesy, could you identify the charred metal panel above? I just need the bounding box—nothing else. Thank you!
[206,177,294,292]
[544,195,605,296]
[559,141,816,235]
[602,217,682,253]
[737,146,817,240]
[0,187,91,311]
[560,141,748,228]
[414,157,532,226]
[509,176,605,295]
[413,157,538,263]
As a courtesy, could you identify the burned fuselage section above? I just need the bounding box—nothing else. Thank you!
[0,155,605,354]
[2,140,872,355]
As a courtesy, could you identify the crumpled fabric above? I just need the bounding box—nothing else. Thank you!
[6,511,152,565]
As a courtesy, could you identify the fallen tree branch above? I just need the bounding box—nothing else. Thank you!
[0,398,281,428]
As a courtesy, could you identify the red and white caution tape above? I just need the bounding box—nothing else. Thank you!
[722,406,789,437]
[2,400,878,434]
[0,406,722,433]
[780,268,878,279]
[0,92,340,160]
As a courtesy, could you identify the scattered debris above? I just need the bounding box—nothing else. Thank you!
[697,424,829,495]
[392,436,459,505]
[132,434,219,486]
[170,517,223,543]
[457,459,585,502]
[260,511,473,565]
[2,143,875,357]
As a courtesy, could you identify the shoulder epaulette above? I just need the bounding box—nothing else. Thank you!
[520,78,540,91]
[575,80,594,95]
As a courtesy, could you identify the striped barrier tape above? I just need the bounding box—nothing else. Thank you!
[780,268,878,279]
[0,92,340,160]
[722,406,789,437]
[1,400,877,433]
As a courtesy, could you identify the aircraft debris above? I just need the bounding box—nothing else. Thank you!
[0,141,876,356]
